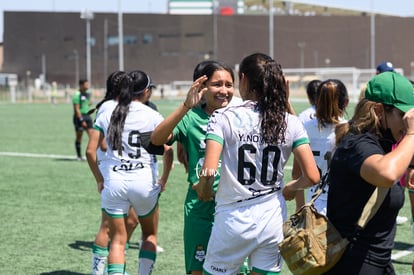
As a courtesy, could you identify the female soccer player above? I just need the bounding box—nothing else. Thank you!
[88,71,170,275]
[151,61,234,275]
[195,53,320,275]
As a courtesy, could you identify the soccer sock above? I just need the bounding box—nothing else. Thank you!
[75,141,81,158]
[91,243,109,275]
[124,241,129,255]
[138,249,156,275]
[107,263,125,275]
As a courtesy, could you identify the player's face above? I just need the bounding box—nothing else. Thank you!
[203,70,234,115]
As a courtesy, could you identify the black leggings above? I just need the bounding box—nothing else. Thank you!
[324,244,395,275]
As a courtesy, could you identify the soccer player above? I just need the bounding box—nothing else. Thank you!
[292,79,349,214]
[72,79,93,160]
[151,61,234,275]
[88,71,171,275]
[195,53,320,274]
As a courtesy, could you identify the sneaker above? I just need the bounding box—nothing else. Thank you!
[396,216,408,225]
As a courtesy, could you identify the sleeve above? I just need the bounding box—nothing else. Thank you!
[72,92,80,105]
[347,134,383,176]
[171,112,189,144]
[287,114,310,149]
[94,110,108,134]
[205,109,225,145]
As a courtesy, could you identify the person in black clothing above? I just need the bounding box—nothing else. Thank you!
[325,72,414,274]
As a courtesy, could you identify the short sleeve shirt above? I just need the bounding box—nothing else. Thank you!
[206,100,310,207]
[72,90,91,114]
[94,101,164,181]
[327,133,404,264]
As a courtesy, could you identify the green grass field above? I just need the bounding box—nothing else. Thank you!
[0,100,413,275]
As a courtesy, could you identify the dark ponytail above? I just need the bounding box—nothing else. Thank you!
[107,74,132,156]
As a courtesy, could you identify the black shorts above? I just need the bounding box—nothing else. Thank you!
[73,114,93,131]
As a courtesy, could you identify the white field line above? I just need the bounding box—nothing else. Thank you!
[392,246,414,260]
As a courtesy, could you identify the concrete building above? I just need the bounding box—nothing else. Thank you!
[3,11,414,88]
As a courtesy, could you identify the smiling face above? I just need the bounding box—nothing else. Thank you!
[202,69,234,115]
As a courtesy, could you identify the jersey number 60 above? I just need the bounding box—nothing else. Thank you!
[237,144,280,186]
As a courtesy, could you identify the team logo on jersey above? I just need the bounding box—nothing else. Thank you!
[195,157,221,179]
[194,245,206,262]
[112,159,144,171]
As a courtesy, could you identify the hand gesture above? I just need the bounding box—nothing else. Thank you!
[183,75,208,109]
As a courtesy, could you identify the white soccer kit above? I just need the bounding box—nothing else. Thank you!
[203,100,310,274]
[303,117,346,215]
[94,101,164,217]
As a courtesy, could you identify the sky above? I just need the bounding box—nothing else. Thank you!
[0,0,169,43]
[1,0,414,43]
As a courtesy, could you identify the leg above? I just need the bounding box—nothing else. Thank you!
[75,129,83,159]
[126,207,139,242]
[91,211,110,275]
[107,215,128,275]
[138,206,159,275]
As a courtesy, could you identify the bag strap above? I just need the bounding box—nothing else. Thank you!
[309,168,388,229]
[309,170,329,205]
[356,187,388,228]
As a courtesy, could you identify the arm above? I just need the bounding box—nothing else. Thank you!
[283,143,320,201]
[194,139,222,201]
[285,79,296,115]
[292,157,305,210]
[361,135,414,187]
[151,75,208,145]
[158,145,174,192]
[176,142,189,173]
[86,129,105,193]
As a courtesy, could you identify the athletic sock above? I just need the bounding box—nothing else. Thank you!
[91,243,109,275]
[107,263,125,275]
[138,249,156,275]
[75,141,81,158]
[124,241,129,255]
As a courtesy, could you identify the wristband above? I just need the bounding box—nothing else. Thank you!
[79,117,84,122]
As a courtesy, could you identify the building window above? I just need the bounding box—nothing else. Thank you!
[143,34,153,44]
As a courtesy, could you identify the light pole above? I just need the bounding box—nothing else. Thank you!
[81,9,94,85]
[118,0,124,70]
[269,0,274,58]
[212,0,218,60]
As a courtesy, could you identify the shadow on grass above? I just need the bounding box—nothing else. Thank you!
[392,241,414,266]
[68,240,93,251]
[394,241,414,251]
[54,158,84,162]
[68,240,141,252]
[40,271,85,275]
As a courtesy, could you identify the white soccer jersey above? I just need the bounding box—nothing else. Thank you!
[95,100,117,164]
[298,105,316,124]
[94,101,163,181]
[206,100,310,209]
[303,117,346,206]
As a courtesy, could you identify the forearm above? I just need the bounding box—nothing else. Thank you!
[160,146,174,183]
[151,103,189,145]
